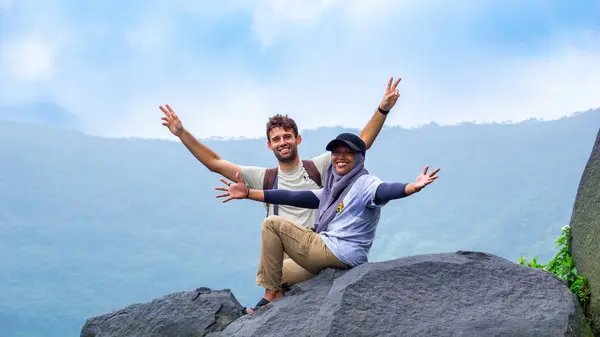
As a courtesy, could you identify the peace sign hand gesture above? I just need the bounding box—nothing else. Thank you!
[160,104,184,137]
[379,77,402,111]
[215,172,250,203]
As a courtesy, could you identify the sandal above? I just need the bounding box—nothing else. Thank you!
[242,297,271,315]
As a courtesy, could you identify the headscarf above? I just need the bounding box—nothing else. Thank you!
[313,152,368,233]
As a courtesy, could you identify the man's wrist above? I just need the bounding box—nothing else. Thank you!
[175,128,186,138]
[377,105,390,115]
[245,188,250,199]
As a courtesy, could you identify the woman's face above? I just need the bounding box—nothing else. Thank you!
[331,144,356,175]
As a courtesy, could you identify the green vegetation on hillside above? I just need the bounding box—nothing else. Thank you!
[518,225,591,309]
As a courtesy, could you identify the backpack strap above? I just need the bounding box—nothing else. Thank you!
[302,160,322,188]
[261,161,322,218]
[263,167,278,190]
[263,167,279,217]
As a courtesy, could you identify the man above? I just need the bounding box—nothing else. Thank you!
[215,133,440,314]
[160,76,401,230]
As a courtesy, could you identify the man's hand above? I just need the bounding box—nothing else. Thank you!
[413,165,440,192]
[160,104,184,137]
[379,77,401,111]
[160,105,243,182]
[215,172,249,203]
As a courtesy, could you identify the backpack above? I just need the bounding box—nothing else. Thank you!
[262,160,322,216]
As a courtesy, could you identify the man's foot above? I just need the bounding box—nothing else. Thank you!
[242,297,270,315]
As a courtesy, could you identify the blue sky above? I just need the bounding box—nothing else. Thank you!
[1,0,599,139]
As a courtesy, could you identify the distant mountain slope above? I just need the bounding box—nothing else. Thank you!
[0,102,79,130]
[0,109,598,337]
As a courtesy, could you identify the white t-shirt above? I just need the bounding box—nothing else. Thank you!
[240,152,331,229]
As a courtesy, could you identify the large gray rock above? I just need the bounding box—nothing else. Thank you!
[570,128,600,333]
[220,251,592,337]
[80,252,593,337]
[80,287,242,337]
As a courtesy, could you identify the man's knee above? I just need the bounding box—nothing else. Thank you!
[262,215,299,232]
[262,215,284,232]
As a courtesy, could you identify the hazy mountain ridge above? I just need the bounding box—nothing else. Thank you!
[0,109,599,337]
[0,102,80,131]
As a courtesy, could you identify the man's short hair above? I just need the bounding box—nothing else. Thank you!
[266,114,299,142]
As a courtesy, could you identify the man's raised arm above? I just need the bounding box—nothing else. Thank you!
[359,77,402,149]
[160,104,241,182]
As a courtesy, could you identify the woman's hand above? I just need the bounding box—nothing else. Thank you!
[413,165,440,191]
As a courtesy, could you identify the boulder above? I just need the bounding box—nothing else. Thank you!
[220,251,591,337]
[569,128,600,332]
[80,288,242,337]
[81,252,593,337]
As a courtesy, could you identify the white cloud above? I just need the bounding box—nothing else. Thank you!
[526,49,600,118]
[124,23,172,53]
[0,0,72,103]
[256,47,600,134]
[111,72,274,140]
[241,0,488,49]
[117,40,600,141]
[245,0,339,47]
[1,1,599,140]
[1,35,62,82]
[238,0,424,48]
[122,3,180,53]
[174,6,598,137]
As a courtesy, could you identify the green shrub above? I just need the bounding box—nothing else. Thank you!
[518,225,591,309]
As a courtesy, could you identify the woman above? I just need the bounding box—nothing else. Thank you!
[216,133,440,314]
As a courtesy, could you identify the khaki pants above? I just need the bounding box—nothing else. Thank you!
[256,216,349,292]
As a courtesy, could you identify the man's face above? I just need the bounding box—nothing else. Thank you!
[267,127,301,163]
[331,144,356,175]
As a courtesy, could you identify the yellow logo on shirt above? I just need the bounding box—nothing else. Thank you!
[336,201,345,213]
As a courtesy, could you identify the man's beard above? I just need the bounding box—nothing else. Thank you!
[273,145,298,163]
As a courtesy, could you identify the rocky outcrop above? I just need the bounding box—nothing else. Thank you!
[81,251,593,337]
[569,128,600,333]
[221,251,591,337]
[80,288,242,337]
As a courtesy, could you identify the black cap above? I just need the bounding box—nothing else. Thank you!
[325,133,367,155]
